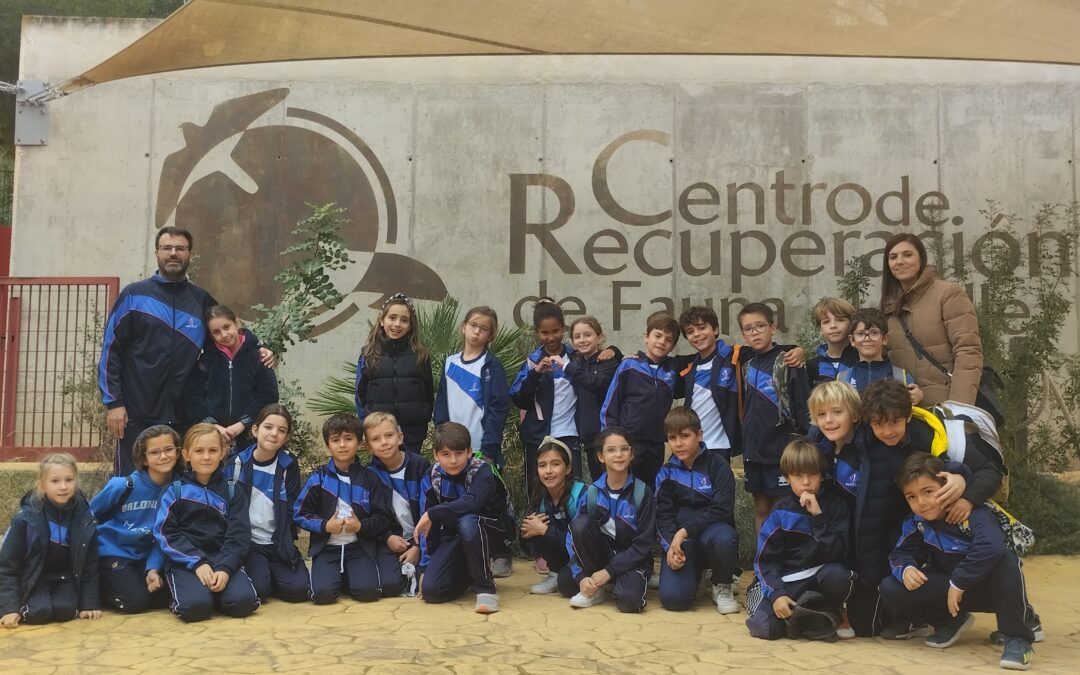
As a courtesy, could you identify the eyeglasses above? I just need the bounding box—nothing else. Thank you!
[146,446,178,459]
[740,322,771,336]
[853,329,884,341]
[466,321,492,335]
[157,245,190,253]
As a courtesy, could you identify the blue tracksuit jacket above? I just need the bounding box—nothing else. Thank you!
[91,471,168,572]
[368,451,431,545]
[654,448,736,550]
[181,329,279,429]
[600,352,680,446]
[680,343,741,454]
[293,461,394,558]
[890,506,1006,591]
[231,445,303,566]
[835,357,913,395]
[738,344,810,464]
[567,473,656,582]
[153,470,249,575]
[418,460,504,570]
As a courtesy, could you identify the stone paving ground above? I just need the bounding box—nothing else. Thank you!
[0,556,1076,674]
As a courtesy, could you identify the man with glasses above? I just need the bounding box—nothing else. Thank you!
[99,227,271,474]
[835,308,923,405]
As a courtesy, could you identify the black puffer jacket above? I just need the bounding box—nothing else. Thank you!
[0,492,99,615]
[355,333,434,449]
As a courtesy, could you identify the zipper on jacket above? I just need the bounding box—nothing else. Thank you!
[227,359,234,421]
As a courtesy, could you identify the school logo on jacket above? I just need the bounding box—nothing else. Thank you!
[153,88,447,337]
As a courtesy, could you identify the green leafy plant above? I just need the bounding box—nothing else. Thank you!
[249,203,354,359]
[837,253,874,309]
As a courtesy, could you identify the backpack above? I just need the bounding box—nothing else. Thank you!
[584,478,648,521]
[429,453,516,545]
[96,473,138,523]
[957,501,1035,557]
[171,456,243,502]
[539,481,586,520]
[912,404,1009,502]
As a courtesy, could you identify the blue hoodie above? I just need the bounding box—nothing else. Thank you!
[91,471,167,572]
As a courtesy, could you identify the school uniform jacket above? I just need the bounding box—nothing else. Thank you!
[600,352,680,447]
[0,492,99,615]
[807,344,858,387]
[754,487,849,603]
[153,470,250,575]
[293,461,394,558]
[418,461,503,570]
[519,481,587,554]
[99,272,216,424]
[91,471,168,572]
[834,357,914,395]
[890,506,1006,591]
[567,474,657,582]
[433,351,511,464]
[231,445,304,567]
[738,344,810,465]
[567,347,621,445]
[654,449,736,550]
[902,416,1004,506]
[680,344,741,454]
[369,451,431,545]
[182,329,279,430]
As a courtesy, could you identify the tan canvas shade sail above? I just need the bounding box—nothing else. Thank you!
[57,0,1080,93]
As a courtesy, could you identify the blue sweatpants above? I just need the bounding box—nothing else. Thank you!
[21,576,78,624]
[659,522,739,611]
[422,514,500,602]
[245,543,311,603]
[166,566,260,622]
[310,540,402,604]
[99,556,170,613]
[747,562,853,640]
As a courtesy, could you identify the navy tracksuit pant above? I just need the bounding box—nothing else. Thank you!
[630,439,664,492]
[566,514,650,613]
[99,556,170,613]
[523,529,576,594]
[423,514,501,602]
[310,539,402,604]
[21,576,78,624]
[165,565,259,622]
[245,544,311,603]
[659,521,739,611]
[747,562,854,640]
[879,551,1035,643]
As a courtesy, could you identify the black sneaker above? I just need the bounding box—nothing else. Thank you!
[882,621,933,640]
[1000,637,1034,670]
[925,612,975,649]
[990,614,1044,645]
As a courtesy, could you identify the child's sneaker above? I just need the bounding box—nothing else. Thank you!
[491,556,513,578]
[991,614,1044,645]
[534,557,549,575]
[925,612,975,649]
[882,621,933,640]
[999,637,1034,670]
[648,574,660,590]
[836,608,855,639]
[529,572,560,595]
[569,588,606,608]
[474,593,500,614]
[711,583,739,614]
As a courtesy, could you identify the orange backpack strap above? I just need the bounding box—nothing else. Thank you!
[732,345,745,422]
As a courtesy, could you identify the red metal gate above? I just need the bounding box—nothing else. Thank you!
[0,277,119,461]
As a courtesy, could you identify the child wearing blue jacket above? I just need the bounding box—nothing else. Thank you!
[748,439,852,641]
[154,424,259,622]
[677,306,742,462]
[881,453,1035,670]
[364,411,431,594]
[656,408,740,614]
[232,404,310,603]
[805,297,859,387]
[0,454,100,628]
[415,423,509,614]
[512,299,619,491]
[601,314,682,489]
[565,428,656,613]
[91,425,179,613]
[182,305,278,448]
[519,437,587,595]
[568,316,621,480]
[295,413,400,604]
[835,308,922,404]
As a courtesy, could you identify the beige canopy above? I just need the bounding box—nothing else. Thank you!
[57,0,1080,93]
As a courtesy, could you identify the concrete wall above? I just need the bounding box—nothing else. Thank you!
[13,17,1080,414]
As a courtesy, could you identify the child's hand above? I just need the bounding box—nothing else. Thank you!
[326,515,345,534]
[226,422,245,440]
[944,498,974,525]
[908,383,924,405]
[935,472,966,507]
[782,347,806,368]
[400,545,420,565]
[343,515,361,534]
[589,569,611,589]
[596,347,616,362]
[258,347,276,369]
[0,612,20,628]
[387,535,410,554]
[79,610,102,620]
[902,566,928,591]
[413,513,433,542]
[799,491,822,516]
[146,569,163,593]
[666,545,685,571]
[195,563,215,588]
[947,585,964,617]
[579,577,599,598]
[534,358,553,374]
[772,595,796,619]
[214,424,233,443]
[519,513,549,539]
[209,570,230,593]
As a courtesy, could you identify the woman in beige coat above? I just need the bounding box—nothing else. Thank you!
[879,233,983,406]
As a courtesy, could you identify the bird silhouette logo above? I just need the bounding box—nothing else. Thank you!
[154,88,447,337]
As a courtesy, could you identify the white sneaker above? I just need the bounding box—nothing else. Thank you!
[474,593,500,614]
[731,572,742,596]
[530,572,560,594]
[569,588,606,608]
[712,583,739,614]
[491,557,513,578]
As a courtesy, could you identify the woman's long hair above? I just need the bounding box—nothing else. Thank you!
[879,233,928,314]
